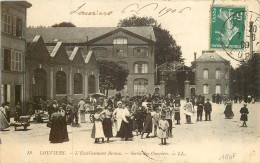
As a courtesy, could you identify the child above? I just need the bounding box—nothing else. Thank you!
[158,114,169,145]
[240,103,249,127]
[152,107,160,137]
[91,108,105,143]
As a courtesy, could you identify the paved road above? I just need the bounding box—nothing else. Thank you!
[0,102,259,163]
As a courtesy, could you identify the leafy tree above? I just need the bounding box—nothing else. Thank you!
[118,15,183,66]
[97,60,129,96]
[235,53,260,101]
[52,22,76,27]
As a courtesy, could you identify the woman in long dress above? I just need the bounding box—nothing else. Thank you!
[0,105,10,131]
[141,106,153,139]
[132,102,144,136]
[59,107,69,142]
[224,100,234,118]
[101,105,113,142]
[118,105,134,141]
[91,108,105,143]
[49,107,64,143]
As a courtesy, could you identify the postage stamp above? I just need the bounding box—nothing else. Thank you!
[210,5,246,50]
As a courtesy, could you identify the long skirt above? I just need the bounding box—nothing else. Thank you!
[118,120,133,139]
[62,117,69,142]
[224,107,234,118]
[174,112,180,120]
[49,119,64,143]
[133,119,143,132]
[0,112,9,130]
[91,121,105,138]
[115,118,122,132]
[79,111,85,123]
[102,118,113,138]
[142,116,152,133]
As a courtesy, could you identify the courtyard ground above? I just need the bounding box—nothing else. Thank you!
[0,102,259,163]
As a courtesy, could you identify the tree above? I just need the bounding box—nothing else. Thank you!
[51,22,76,27]
[97,60,129,96]
[235,53,260,101]
[118,15,183,66]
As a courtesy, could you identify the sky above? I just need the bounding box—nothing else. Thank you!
[26,0,260,67]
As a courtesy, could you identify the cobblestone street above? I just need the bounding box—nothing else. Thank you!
[1,102,259,163]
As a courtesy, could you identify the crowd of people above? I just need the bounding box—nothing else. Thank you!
[0,93,251,145]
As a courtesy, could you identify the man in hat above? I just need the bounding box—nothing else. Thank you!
[204,98,212,121]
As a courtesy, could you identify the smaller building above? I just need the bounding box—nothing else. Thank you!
[25,35,99,104]
[192,50,231,100]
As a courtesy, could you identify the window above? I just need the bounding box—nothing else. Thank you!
[56,71,66,94]
[134,62,148,73]
[216,68,221,79]
[113,38,127,57]
[3,49,11,70]
[225,84,228,94]
[74,73,83,94]
[117,61,128,69]
[92,48,107,58]
[1,84,11,104]
[16,18,22,37]
[216,84,221,94]
[3,13,23,37]
[11,51,21,71]
[203,84,209,95]
[134,47,149,57]
[203,69,209,79]
[134,79,148,95]
[3,13,12,34]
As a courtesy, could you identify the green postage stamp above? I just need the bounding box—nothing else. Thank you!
[210,5,246,50]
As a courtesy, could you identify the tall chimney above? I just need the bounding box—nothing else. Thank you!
[194,52,197,61]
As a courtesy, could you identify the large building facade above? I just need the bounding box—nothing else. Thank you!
[192,50,231,100]
[25,35,99,104]
[1,1,31,114]
[26,27,156,97]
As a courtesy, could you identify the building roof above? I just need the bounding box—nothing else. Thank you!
[26,27,156,44]
[195,50,229,63]
[1,1,32,8]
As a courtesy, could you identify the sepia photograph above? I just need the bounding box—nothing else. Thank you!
[0,0,259,162]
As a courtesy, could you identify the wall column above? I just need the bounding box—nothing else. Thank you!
[84,71,88,98]
[184,80,191,99]
[69,66,73,97]
[50,67,54,99]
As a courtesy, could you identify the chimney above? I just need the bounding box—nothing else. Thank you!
[194,52,197,61]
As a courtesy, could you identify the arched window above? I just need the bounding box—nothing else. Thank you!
[203,69,209,79]
[216,84,221,94]
[134,47,149,57]
[216,68,221,79]
[74,73,83,94]
[134,78,148,95]
[203,84,209,95]
[92,47,107,58]
[117,61,128,69]
[56,71,66,94]
[134,62,148,73]
[88,75,96,94]
[113,38,127,57]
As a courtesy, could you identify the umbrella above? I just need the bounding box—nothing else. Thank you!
[91,93,106,98]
